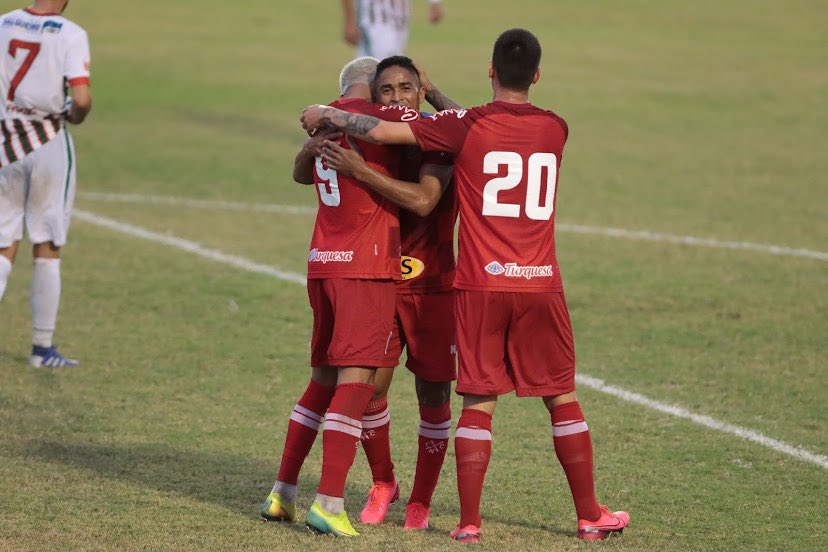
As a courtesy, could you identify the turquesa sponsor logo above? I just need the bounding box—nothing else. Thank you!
[484,261,554,280]
[308,248,354,263]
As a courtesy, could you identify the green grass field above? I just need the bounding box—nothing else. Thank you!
[1,1,826,550]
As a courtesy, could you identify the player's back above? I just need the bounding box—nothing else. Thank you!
[307,97,403,280]
[410,101,568,292]
[0,9,87,118]
[0,8,89,165]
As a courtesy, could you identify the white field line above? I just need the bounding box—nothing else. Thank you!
[576,374,828,470]
[73,210,307,285]
[78,192,316,216]
[74,208,828,470]
[77,191,828,262]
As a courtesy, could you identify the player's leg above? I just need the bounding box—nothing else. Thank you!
[261,365,337,523]
[401,291,456,529]
[404,376,451,529]
[261,280,337,522]
[451,290,512,543]
[310,365,376,537]
[358,364,399,524]
[25,131,78,367]
[307,278,396,536]
[0,159,28,303]
[0,241,20,302]
[543,392,629,539]
[509,291,628,540]
[451,394,496,544]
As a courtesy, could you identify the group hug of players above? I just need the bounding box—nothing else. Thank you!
[259,29,630,543]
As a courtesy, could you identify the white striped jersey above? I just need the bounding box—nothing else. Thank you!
[0,7,90,166]
[358,0,411,31]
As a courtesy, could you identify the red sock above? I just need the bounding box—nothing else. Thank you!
[454,408,492,528]
[276,379,335,485]
[551,401,601,521]
[361,396,395,483]
[318,382,374,498]
[408,401,451,507]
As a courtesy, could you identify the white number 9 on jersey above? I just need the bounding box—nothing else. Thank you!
[315,157,340,207]
[482,151,558,220]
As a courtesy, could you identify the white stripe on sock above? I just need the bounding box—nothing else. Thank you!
[325,412,362,428]
[363,407,390,422]
[294,404,324,423]
[420,427,451,439]
[289,411,321,430]
[323,419,363,438]
[420,419,452,430]
[552,421,589,437]
[455,427,492,441]
[362,411,390,429]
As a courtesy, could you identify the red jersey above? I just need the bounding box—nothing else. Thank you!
[396,144,457,294]
[409,101,568,292]
[307,99,416,279]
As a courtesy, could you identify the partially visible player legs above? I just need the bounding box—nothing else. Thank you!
[405,376,451,530]
[308,366,377,537]
[28,242,78,368]
[450,394,496,543]
[0,242,18,301]
[543,392,629,540]
[359,367,399,525]
[261,366,337,523]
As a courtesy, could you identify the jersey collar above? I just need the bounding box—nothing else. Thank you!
[25,7,62,16]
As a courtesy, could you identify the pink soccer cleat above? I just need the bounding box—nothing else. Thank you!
[404,501,430,530]
[577,504,630,540]
[359,479,399,524]
[450,524,480,543]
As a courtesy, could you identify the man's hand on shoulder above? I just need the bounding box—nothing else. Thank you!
[321,138,368,180]
[301,104,328,134]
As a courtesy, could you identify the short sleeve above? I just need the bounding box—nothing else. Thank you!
[63,30,91,86]
[408,109,470,154]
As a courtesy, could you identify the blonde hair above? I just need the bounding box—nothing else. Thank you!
[339,56,380,95]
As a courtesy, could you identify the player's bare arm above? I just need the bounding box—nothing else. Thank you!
[301,105,417,145]
[341,0,359,46]
[65,83,92,125]
[322,139,451,216]
[293,129,341,184]
[428,0,444,24]
[413,61,462,112]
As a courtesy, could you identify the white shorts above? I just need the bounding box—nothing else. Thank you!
[0,129,76,248]
[357,24,409,59]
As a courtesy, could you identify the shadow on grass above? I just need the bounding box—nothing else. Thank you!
[21,439,572,536]
[22,439,339,525]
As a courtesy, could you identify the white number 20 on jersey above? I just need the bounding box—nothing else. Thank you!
[315,157,340,207]
[482,151,558,220]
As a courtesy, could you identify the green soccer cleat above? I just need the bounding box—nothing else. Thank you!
[305,501,360,537]
[260,492,297,523]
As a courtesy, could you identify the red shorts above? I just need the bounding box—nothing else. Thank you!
[455,290,576,397]
[386,291,457,382]
[307,278,397,368]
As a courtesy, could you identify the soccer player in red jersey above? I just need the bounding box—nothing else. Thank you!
[321,55,456,530]
[260,56,419,537]
[300,29,630,542]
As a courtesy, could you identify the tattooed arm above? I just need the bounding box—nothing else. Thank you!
[301,105,417,145]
